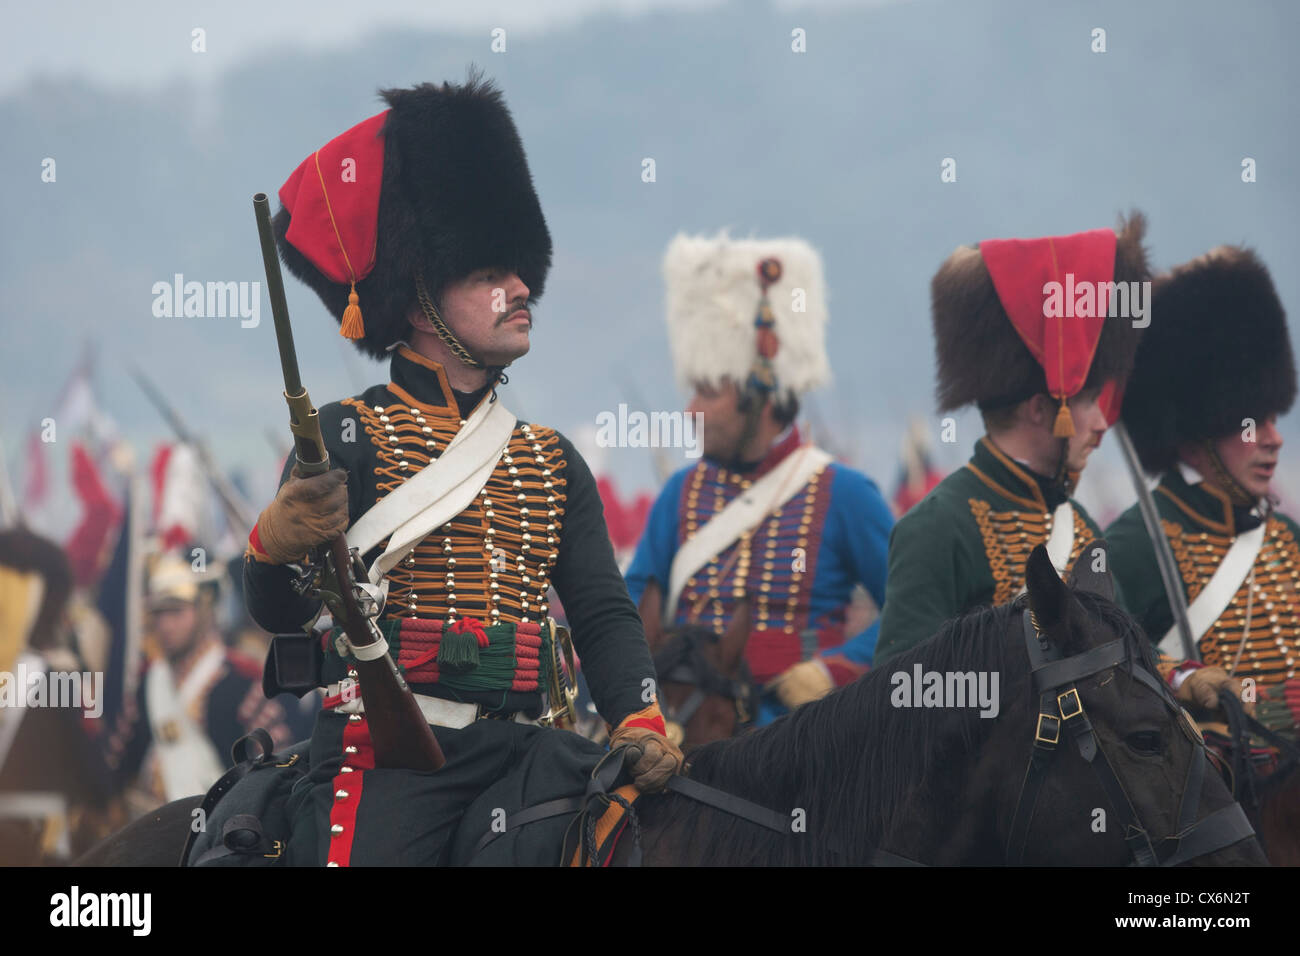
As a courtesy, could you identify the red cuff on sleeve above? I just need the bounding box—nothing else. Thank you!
[1167,659,1204,688]
[246,521,275,563]
[821,654,868,688]
[614,702,668,737]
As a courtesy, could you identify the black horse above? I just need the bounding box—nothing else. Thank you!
[79,544,1265,866]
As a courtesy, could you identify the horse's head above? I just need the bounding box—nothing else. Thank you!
[648,598,756,751]
[983,541,1266,865]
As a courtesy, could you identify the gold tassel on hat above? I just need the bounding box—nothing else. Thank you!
[339,281,365,340]
[1052,396,1075,437]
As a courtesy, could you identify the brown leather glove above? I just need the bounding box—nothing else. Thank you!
[609,725,684,793]
[768,658,834,709]
[1176,665,1256,717]
[252,466,349,564]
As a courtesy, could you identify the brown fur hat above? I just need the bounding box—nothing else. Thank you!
[931,212,1151,413]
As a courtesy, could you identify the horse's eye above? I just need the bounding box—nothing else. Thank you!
[1125,731,1164,755]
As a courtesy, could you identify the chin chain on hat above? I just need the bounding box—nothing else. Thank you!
[414,270,486,370]
[1203,438,1258,507]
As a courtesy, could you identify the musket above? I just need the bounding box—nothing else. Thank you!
[253,192,445,771]
[128,366,256,539]
[1112,422,1198,661]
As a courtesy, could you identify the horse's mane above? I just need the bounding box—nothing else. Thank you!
[646,588,1155,865]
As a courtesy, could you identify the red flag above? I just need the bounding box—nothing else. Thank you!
[22,429,49,510]
[597,476,653,553]
[150,442,205,550]
[64,441,124,589]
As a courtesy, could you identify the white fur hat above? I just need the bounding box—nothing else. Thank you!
[662,231,831,401]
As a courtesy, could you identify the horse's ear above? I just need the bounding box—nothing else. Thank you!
[1068,539,1115,602]
[1025,543,1069,630]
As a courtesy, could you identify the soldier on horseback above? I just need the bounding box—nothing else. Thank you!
[873,215,1151,664]
[239,73,680,866]
[1107,246,1300,773]
[625,233,894,736]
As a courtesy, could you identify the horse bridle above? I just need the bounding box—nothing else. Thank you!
[1006,608,1258,866]
[652,628,757,734]
[630,608,1259,866]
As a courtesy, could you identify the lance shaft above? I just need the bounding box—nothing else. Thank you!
[1113,422,1197,661]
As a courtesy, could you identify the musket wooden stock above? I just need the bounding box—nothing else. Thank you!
[327,537,445,771]
[253,192,445,773]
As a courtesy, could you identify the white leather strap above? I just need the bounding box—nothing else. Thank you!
[345,399,517,587]
[349,637,390,662]
[1013,502,1075,601]
[1045,502,1075,574]
[1159,523,1266,658]
[665,445,833,623]
[0,791,68,821]
[327,688,535,729]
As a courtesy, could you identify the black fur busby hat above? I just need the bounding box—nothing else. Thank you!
[931,212,1150,417]
[273,69,552,360]
[1121,246,1295,474]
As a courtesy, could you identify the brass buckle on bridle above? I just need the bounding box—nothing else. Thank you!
[1035,713,1061,745]
[1057,687,1084,721]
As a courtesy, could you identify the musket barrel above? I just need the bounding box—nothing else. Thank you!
[253,193,328,474]
[253,193,304,398]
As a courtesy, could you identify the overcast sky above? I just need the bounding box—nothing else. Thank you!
[0,0,895,97]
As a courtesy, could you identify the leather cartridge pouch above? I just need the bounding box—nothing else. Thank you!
[262,632,323,699]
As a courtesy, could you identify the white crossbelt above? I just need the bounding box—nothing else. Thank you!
[325,682,536,730]
[345,398,517,588]
[1013,502,1075,599]
[1045,501,1075,573]
[146,644,228,801]
[1158,523,1266,658]
[665,445,833,623]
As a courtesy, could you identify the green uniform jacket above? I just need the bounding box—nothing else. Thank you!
[874,437,1102,663]
[1106,467,1300,686]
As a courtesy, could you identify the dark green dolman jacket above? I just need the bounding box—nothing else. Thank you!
[874,438,1102,663]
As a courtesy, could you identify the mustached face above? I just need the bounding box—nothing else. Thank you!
[435,267,534,367]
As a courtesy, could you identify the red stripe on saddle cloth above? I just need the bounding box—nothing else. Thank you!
[745,627,843,684]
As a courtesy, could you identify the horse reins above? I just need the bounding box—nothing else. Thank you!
[644,608,1260,866]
